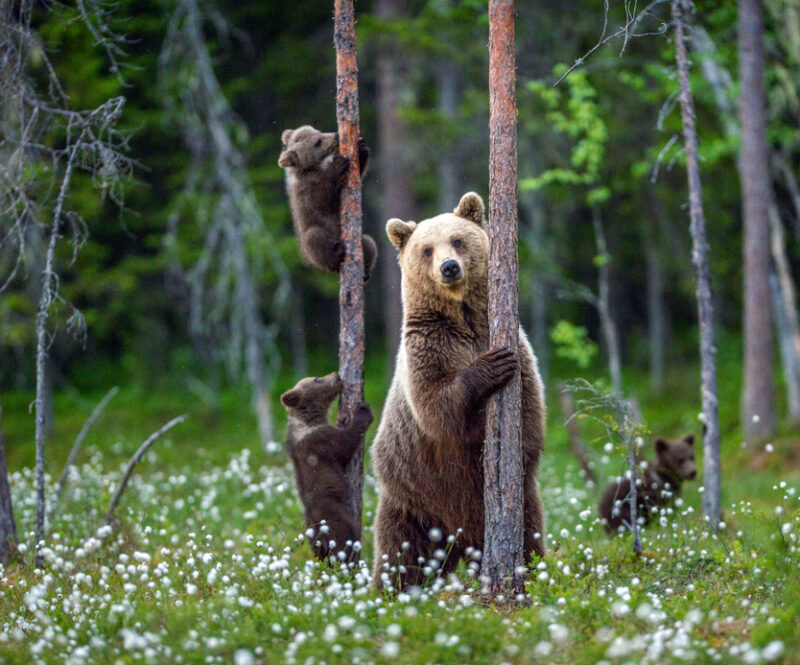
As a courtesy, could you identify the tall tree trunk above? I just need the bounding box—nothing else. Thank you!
[334,0,367,537]
[376,0,412,362]
[739,0,777,440]
[483,0,524,601]
[693,22,800,428]
[592,206,623,395]
[673,0,722,527]
[769,204,800,425]
[0,397,16,564]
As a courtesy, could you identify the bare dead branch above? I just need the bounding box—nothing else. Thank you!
[554,0,669,87]
[104,415,188,523]
[53,386,119,506]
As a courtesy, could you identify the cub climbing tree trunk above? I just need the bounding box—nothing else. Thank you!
[672,0,722,527]
[483,0,524,601]
[334,0,366,540]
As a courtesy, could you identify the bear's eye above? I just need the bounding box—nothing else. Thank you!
[423,247,433,257]
[314,377,323,383]
[452,238,462,249]
[315,139,322,147]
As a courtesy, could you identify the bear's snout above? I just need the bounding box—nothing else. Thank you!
[687,469,697,480]
[440,259,462,283]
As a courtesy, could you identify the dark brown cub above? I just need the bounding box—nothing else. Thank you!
[281,373,373,562]
[599,433,697,533]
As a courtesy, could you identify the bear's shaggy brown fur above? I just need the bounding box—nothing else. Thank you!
[598,433,697,533]
[278,125,377,280]
[281,373,373,562]
[371,192,547,591]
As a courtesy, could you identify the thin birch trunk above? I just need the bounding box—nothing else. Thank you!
[739,0,777,441]
[290,289,309,379]
[673,0,722,527]
[0,397,17,563]
[774,152,800,239]
[483,0,524,601]
[592,206,623,396]
[334,0,367,537]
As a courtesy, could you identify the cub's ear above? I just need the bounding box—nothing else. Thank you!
[278,149,298,168]
[281,129,294,147]
[654,437,669,454]
[280,389,300,408]
[682,433,695,447]
[386,219,418,250]
[454,191,485,225]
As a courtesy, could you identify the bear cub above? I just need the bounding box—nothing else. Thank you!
[599,433,697,532]
[278,125,378,281]
[281,372,373,562]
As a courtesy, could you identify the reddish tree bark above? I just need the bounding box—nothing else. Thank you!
[483,0,524,601]
[739,0,777,441]
[672,0,722,527]
[334,0,366,538]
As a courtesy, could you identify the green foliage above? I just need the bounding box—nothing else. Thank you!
[550,320,598,369]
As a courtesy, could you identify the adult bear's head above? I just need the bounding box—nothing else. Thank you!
[386,192,488,304]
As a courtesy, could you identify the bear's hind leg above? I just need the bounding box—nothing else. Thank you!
[373,501,432,592]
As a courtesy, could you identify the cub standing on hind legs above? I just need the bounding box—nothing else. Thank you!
[278,125,377,281]
[281,373,374,563]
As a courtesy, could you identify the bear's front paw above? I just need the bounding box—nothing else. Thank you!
[353,402,374,429]
[332,153,351,177]
[329,240,346,271]
[474,347,519,393]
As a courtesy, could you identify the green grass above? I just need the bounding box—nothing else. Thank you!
[1,354,799,664]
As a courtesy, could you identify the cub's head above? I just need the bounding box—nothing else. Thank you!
[280,372,342,422]
[654,434,697,481]
[278,126,338,170]
[386,192,488,302]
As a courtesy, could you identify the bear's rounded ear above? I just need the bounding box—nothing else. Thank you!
[281,129,294,147]
[281,389,300,408]
[386,219,417,250]
[454,191,485,226]
[278,149,298,168]
[654,437,669,454]
[683,433,695,447]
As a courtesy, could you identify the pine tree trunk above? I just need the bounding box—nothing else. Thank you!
[334,0,366,537]
[0,397,17,564]
[673,0,722,527]
[739,0,777,441]
[483,0,524,601]
[376,0,412,361]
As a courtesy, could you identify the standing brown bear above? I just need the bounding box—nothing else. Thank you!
[281,373,373,563]
[371,192,547,591]
[598,433,697,532]
[278,125,377,280]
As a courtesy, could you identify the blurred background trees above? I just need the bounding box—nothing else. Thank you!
[1,0,799,450]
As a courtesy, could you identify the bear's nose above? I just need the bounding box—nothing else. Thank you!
[440,260,461,281]
[688,470,697,480]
